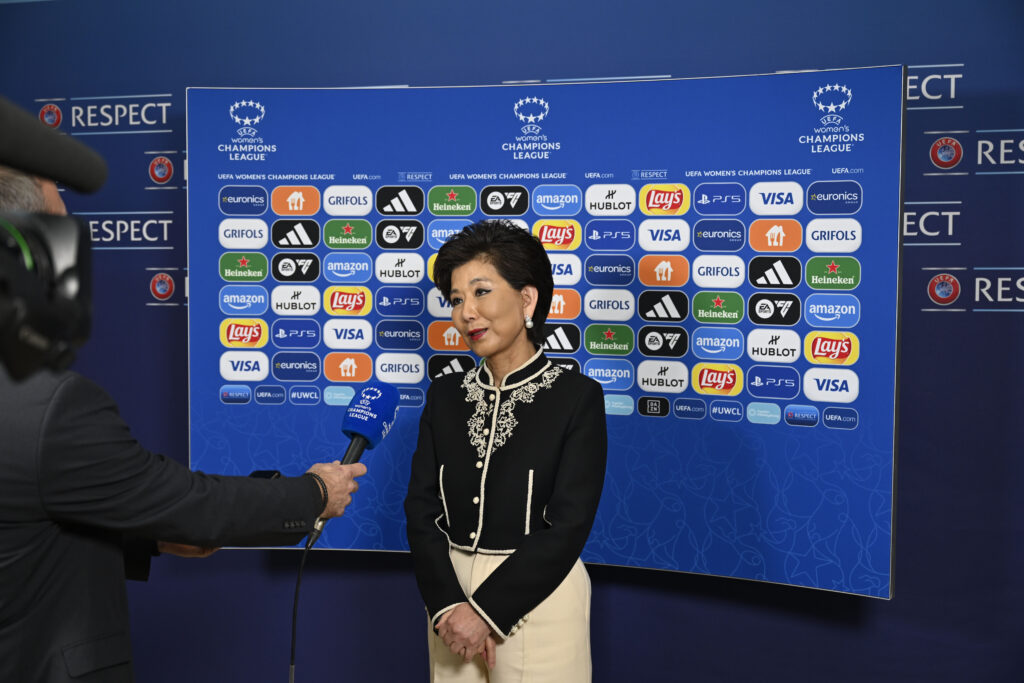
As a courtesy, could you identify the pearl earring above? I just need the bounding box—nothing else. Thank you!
[524,315,534,329]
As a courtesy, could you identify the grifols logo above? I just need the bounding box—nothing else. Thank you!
[640,184,691,215]
[532,220,581,250]
[324,286,372,316]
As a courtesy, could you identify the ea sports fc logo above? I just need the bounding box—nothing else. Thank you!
[39,103,62,129]
[930,137,963,170]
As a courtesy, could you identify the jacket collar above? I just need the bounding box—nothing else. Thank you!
[476,346,551,390]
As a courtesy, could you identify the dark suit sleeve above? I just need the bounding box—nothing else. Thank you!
[469,379,607,638]
[35,373,322,547]
[404,382,466,625]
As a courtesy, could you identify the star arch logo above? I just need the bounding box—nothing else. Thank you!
[514,96,550,135]
[230,100,266,138]
[812,84,852,125]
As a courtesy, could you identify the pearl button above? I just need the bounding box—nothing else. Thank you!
[469,532,476,539]
[472,496,479,504]
[476,461,483,469]
[489,394,495,401]
[483,428,489,435]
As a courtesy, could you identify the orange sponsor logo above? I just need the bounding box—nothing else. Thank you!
[691,363,744,396]
[532,220,582,250]
[428,321,469,351]
[638,254,689,287]
[748,219,803,252]
[548,289,582,320]
[639,184,690,215]
[323,352,373,382]
[271,186,321,216]
[323,286,373,316]
[804,331,860,365]
[219,318,268,348]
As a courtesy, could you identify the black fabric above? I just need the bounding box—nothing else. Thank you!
[0,369,322,682]
[405,350,607,636]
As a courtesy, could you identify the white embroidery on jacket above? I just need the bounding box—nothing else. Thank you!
[462,365,563,462]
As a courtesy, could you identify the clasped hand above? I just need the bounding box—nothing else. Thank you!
[437,602,497,669]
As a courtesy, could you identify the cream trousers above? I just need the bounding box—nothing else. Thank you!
[427,548,592,683]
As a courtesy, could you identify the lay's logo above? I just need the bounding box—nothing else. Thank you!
[691,362,744,396]
[220,318,269,348]
[640,184,690,215]
[804,331,860,365]
[323,286,373,316]
[533,220,582,250]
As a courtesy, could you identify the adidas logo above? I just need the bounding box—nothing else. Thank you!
[643,293,683,320]
[277,222,315,247]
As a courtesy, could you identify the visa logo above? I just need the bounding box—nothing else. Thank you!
[333,328,365,340]
[231,360,261,372]
[814,378,849,392]
[760,192,794,205]
[803,368,859,403]
[650,229,681,241]
[552,263,575,275]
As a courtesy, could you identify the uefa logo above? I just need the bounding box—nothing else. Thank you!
[229,100,265,138]
[514,96,549,135]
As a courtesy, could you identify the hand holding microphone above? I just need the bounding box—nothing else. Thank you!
[308,382,400,533]
[305,461,367,519]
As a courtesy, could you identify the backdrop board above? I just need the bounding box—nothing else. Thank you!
[187,65,903,597]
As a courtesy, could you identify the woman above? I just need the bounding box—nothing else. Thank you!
[405,219,607,682]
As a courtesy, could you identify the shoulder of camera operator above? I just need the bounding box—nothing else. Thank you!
[0,367,338,548]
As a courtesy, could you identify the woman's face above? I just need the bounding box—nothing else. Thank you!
[448,257,536,364]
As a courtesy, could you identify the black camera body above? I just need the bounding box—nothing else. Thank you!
[0,211,92,380]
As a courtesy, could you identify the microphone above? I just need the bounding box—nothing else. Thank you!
[310,382,400,537]
[340,382,400,465]
[0,96,108,193]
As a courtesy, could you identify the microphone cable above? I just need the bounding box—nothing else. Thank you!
[289,521,324,683]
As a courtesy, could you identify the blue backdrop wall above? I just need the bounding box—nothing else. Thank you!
[1,1,1022,680]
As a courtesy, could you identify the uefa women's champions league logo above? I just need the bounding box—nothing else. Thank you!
[812,84,852,125]
[229,100,266,138]
[514,96,550,135]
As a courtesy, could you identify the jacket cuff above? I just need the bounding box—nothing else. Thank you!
[467,596,529,641]
[430,603,462,629]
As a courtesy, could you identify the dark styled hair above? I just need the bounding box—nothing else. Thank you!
[433,219,553,345]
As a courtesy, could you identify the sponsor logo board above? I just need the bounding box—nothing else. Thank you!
[748,292,802,325]
[323,352,373,382]
[585,219,636,251]
[377,286,424,317]
[541,323,582,353]
[749,181,803,216]
[323,286,372,316]
[584,324,634,355]
[807,180,862,215]
[323,319,373,350]
[785,404,820,427]
[803,368,859,403]
[532,184,582,216]
[219,185,267,216]
[584,359,634,391]
[271,252,320,282]
[693,219,744,252]
[638,325,688,357]
[805,293,861,328]
[271,285,321,316]
[428,354,477,379]
[637,360,689,393]
[533,219,582,250]
[548,289,582,320]
[427,219,473,250]
[692,254,744,289]
[806,256,861,290]
[806,218,861,253]
[376,320,425,351]
[220,351,269,381]
[272,351,321,381]
[219,285,269,315]
[323,185,373,216]
[692,291,743,324]
[585,184,636,216]
[693,182,745,215]
[748,219,802,252]
[691,326,743,361]
[746,328,801,363]
[481,185,530,216]
[638,254,689,286]
[746,364,800,400]
[549,254,582,286]
[375,219,424,249]
[710,400,743,422]
[220,252,268,281]
[638,218,689,252]
[219,219,268,249]
[748,256,802,289]
[323,252,373,283]
[375,252,425,284]
[691,363,743,396]
[584,288,634,321]
[427,321,468,351]
[747,402,782,425]
[220,318,268,348]
[428,185,476,216]
[376,186,425,216]
[673,398,707,420]
[324,219,372,249]
[639,184,690,215]
[375,353,425,384]
[638,290,688,322]
[271,219,320,249]
[270,319,319,349]
[271,186,320,216]
[804,331,860,365]
[638,396,671,417]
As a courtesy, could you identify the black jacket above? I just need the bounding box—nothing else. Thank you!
[405,349,607,638]
[0,369,322,682]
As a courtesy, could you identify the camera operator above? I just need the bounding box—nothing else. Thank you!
[0,157,366,680]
